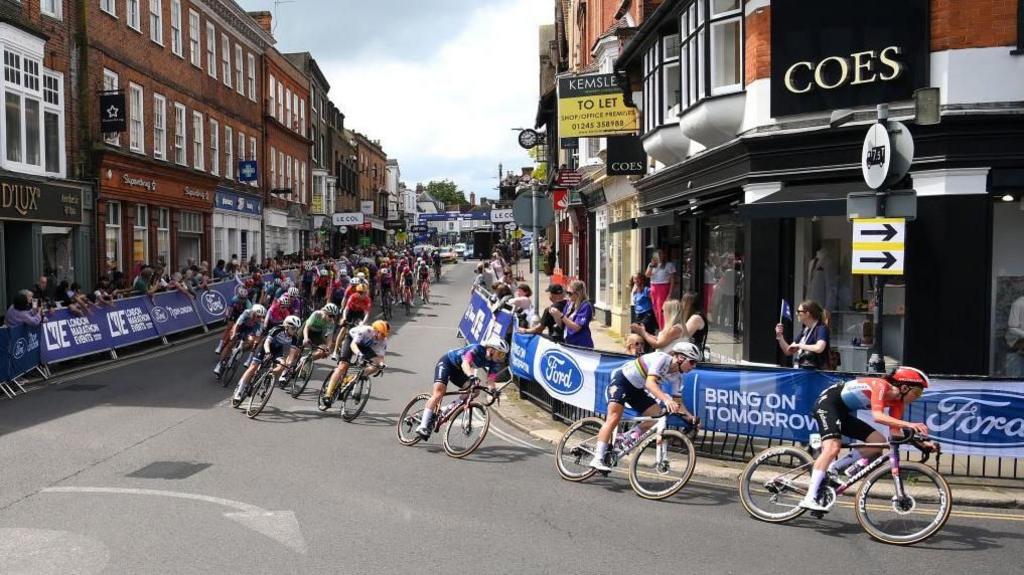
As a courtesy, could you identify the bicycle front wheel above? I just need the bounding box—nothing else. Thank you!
[554,417,604,482]
[442,402,490,458]
[628,430,696,500]
[397,394,430,446]
[246,371,275,419]
[738,446,814,523]
[855,462,952,545]
[341,376,371,422]
[291,355,314,398]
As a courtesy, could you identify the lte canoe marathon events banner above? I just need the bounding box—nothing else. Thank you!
[510,333,1024,458]
[458,289,515,346]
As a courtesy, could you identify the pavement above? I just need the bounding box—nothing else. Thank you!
[1,262,1023,574]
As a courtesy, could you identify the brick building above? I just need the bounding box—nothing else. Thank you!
[86,0,272,277]
[326,102,359,253]
[0,1,94,311]
[352,131,387,245]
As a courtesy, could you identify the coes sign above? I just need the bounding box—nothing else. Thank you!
[770,0,929,117]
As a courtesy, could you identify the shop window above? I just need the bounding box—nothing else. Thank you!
[149,0,163,45]
[170,0,183,57]
[225,125,233,179]
[133,204,148,268]
[106,201,123,273]
[188,9,201,68]
[178,211,202,268]
[173,102,186,165]
[156,208,170,266]
[595,210,610,307]
[992,199,1024,376]
[153,93,166,160]
[703,213,745,363]
[42,226,73,283]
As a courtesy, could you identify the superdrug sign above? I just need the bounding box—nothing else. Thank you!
[770,0,929,117]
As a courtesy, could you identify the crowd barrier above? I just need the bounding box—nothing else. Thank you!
[457,288,515,345]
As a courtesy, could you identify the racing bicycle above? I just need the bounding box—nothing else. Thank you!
[233,356,287,419]
[216,335,251,387]
[396,378,513,458]
[379,287,393,321]
[555,408,699,500]
[737,429,951,545]
[317,359,385,422]
[283,344,330,398]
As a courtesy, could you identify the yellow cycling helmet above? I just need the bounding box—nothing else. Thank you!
[372,320,391,339]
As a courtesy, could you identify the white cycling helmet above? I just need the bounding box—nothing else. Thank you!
[319,268,330,276]
[283,315,302,329]
[236,287,248,298]
[670,341,703,362]
[355,272,366,280]
[250,304,267,316]
[287,287,300,297]
[322,303,340,316]
[482,336,509,355]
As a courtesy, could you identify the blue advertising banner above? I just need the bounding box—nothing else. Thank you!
[194,282,238,325]
[108,296,162,347]
[458,289,514,345]
[907,380,1024,457]
[0,328,10,382]
[8,323,41,379]
[147,291,203,336]
[41,308,112,364]
[215,187,262,215]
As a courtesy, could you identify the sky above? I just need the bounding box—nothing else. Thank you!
[240,0,552,200]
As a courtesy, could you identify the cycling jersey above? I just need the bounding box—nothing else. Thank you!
[330,280,348,305]
[227,295,250,321]
[252,325,293,362]
[401,271,414,287]
[379,270,393,287]
[618,351,679,390]
[233,310,263,335]
[301,270,316,287]
[345,293,371,313]
[340,324,387,360]
[839,378,904,419]
[442,344,502,380]
[266,300,299,325]
[314,274,331,290]
[304,310,336,336]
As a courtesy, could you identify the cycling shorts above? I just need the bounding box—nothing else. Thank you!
[433,358,470,388]
[248,341,287,366]
[338,335,377,364]
[606,369,657,413]
[812,383,876,442]
[344,310,366,327]
[304,329,326,348]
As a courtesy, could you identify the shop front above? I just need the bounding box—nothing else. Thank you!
[264,208,289,257]
[213,187,262,264]
[0,175,93,310]
[287,203,309,257]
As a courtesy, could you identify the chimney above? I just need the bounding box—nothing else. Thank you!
[469,192,476,206]
[249,11,272,34]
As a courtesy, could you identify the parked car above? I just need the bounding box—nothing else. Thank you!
[438,246,458,263]
[453,243,467,258]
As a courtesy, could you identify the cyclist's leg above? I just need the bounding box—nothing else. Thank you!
[234,356,261,400]
[325,336,355,398]
[802,387,849,507]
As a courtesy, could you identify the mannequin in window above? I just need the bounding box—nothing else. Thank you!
[1007,295,1024,377]
[806,247,837,311]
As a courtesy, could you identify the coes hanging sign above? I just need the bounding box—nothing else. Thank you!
[770,0,929,117]
[557,73,638,138]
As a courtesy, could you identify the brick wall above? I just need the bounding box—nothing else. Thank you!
[745,4,771,83]
[931,0,1018,50]
[263,49,310,212]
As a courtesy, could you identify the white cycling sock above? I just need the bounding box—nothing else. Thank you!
[805,469,826,500]
[828,449,862,473]
[420,409,435,430]
[593,441,609,460]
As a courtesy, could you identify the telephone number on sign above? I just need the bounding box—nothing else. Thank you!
[569,119,629,131]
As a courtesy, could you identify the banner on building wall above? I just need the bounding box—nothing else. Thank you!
[557,73,638,138]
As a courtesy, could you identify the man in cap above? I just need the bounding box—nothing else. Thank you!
[517,284,569,343]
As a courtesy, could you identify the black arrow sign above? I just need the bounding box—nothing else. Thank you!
[859,252,898,269]
[861,223,898,242]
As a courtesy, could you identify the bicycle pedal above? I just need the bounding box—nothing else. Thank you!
[810,511,826,519]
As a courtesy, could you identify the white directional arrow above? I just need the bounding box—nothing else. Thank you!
[41,487,307,554]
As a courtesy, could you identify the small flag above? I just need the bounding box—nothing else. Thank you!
[780,299,793,322]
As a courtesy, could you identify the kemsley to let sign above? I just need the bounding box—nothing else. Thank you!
[557,73,638,138]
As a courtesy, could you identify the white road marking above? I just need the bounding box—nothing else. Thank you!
[0,528,110,575]
[40,487,306,554]
[489,424,550,453]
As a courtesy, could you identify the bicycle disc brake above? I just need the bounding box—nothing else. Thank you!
[891,494,916,515]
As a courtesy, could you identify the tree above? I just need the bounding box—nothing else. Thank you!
[532,162,548,183]
[425,180,467,206]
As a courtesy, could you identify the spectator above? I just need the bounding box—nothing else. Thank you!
[625,334,645,357]
[91,278,116,307]
[519,284,569,343]
[213,259,227,280]
[472,263,488,292]
[507,283,534,328]
[645,248,676,329]
[630,272,657,336]
[633,299,687,352]
[132,268,156,296]
[553,280,594,348]
[31,275,51,307]
[4,290,43,327]
[776,300,830,370]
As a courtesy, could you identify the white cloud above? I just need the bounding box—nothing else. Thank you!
[318,0,551,197]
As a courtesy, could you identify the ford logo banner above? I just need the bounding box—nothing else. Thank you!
[539,349,585,395]
[914,387,1024,452]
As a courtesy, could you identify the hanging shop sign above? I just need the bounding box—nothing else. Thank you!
[332,212,364,226]
[99,92,127,133]
[560,137,579,149]
[606,135,648,176]
[490,209,514,224]
[555,168,582,187]
[0,179,84,225]
[214,188,262,216]
[238,160,259,183]
[770,0,929,117]
[360,200,374,215]
[557,73,638,138]
[552,188,568,211]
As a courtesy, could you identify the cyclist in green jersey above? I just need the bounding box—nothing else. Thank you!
[279,303,339,386]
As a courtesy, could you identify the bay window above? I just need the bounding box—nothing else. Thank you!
[680,0,742,109]
[4,47,66,176]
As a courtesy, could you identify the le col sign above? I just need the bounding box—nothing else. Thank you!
[332,212,364,226]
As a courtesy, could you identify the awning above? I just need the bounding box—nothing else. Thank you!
[636,211,675,229]
[738,182,868,219]
[608,218,637,233]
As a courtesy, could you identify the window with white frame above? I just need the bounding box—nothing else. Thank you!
[101,0,116,17]
[300,161,306,203]
[102,68,120,146]
[129,83,144,152]
[278,150,284,188]
[192,111,203,170]
[42,73,62,175]
[209,118,219,175]
[285,88,292,127]
[4,48,64,176]
[127,0,141,31]
[234,45,243,94]
[170,0,182,57]
[268,75,276,116]
[299,100,305,137]
[248,136,256,187]
[680,0,742,110]
[663,34,681,120]
[246,53,255,100]
[105,201,122,271]
[206,23,216,78]
[310,85,316,116]
[221,33,231,87]
[188,10,201,67]
[156,207,170,264]
[270,146,276,188]
[291,93,299,131]
[153,93,166,159]
[311,125,317,163]
[42,0,62,19]
[133,204,148,266]
[225,125,233,179]
[286,154,292,191]
[237,131,244,180]
[276,82,283,121]
[179,211,202,232]
[173,102,186,164]
[149,0,163,44]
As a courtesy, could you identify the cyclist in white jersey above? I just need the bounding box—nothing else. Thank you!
[589,342,702,471]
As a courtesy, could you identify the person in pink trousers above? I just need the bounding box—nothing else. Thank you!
[645,249,676,329]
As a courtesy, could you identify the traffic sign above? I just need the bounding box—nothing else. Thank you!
[552,188,568,211]
[512,190,554,232]
[852,218,906,275]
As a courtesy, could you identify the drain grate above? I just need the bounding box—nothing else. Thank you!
[61,384,107,392]
[127,461,211,480]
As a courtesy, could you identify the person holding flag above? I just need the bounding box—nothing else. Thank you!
[775,300,830,370]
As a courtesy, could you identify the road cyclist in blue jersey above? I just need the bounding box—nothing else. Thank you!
[214,286,253,356]
[213,303,265,378]
[415,336,509,439]
[589,341,702,472]
[231,315,302,407]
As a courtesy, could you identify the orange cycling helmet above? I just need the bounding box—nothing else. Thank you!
[372,320,390,338]
[355,284,367,293]
[888,366,929,389]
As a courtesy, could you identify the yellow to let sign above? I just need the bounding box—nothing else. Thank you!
[557,73,638,138]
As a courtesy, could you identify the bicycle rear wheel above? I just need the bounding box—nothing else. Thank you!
[341,376,371,422]
[290,354,314,398]
[442,402,490,458]
[554,417,603,482]
[397,394,430,446]
[246,370,275,419]
[628,430,696,500]
[855,462,952,545]
[222,345,243,388]
[737,446,813,523]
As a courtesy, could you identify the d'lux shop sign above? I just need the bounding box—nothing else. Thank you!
[770,0,929,117]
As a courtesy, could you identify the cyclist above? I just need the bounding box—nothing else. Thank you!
[431,250,442,281]
[400,264,415,306]
[277,302,339,385]
[416,258,431,303]
[330,283,372,360]
[330,273,350,309]
[301,263,316,299]
[589,342,702,472]
[214,303,265,378]
[265,294,300,330]
[312,268,332,307]
[800,366,936,512]
[232,315,302,406]
[378,263,394,307]
[415,336,509,439]
[215,286,252,355]
[320,320,390,409]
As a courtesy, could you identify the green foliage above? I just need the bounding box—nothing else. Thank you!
[425,180,467,206]
[532,162,548,182]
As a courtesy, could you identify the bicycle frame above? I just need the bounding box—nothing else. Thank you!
[827,438,912,499]
[429,379,513,432]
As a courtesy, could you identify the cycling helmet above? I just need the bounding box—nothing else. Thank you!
[319,268,330,277]
[371,320,391,338]
[236,286,248,298]
[278,294,292,305]
[889,366,930,389]
[287,287,300,297]
[669,341,703,362]
[356,272,366,280]
[304,262,313,271]
[482,336,509,355]
[282,315,302,329]
[250,304,267,316]
[322,303,340,316]
[355,284,367,293]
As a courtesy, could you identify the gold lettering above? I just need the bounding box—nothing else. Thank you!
[850,50,877,85]
[878,46,904,81]
[784,61,814,94]
[814,56,849,90]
